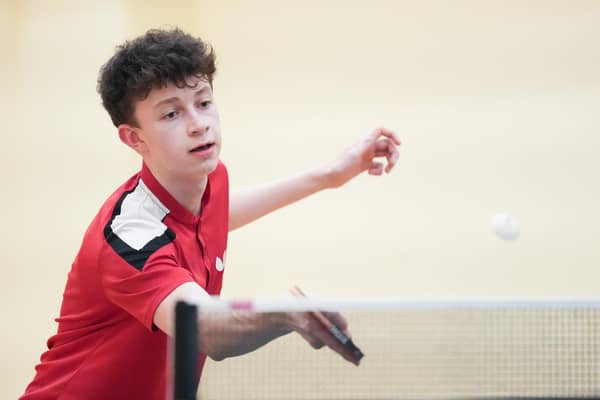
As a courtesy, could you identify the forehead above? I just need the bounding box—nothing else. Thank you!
[141,76,213,107]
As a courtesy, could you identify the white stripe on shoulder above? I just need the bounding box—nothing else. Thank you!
[110,179,170,250]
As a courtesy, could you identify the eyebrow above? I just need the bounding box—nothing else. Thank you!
[153,86,211,109]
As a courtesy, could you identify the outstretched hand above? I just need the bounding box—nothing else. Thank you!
[291,310,360,365]
[324,127,401,188]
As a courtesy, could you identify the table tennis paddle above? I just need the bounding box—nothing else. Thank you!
[290,286,364,365]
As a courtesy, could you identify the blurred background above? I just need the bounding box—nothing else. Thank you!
[2,0,599,397]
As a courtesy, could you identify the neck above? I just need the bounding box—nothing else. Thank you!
[169,178,207,216]
[148,166,208,216]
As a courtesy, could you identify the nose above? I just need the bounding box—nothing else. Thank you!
[187,109,210,136]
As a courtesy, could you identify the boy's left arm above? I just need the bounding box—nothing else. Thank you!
[229,127,400,231]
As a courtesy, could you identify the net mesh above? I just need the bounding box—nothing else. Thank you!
[195,298,600,399]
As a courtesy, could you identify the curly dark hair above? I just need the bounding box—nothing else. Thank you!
[97,28,216,127]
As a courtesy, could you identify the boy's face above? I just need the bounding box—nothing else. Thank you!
[130,77,221,183]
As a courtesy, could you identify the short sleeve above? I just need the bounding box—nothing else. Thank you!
[99,243,194,331]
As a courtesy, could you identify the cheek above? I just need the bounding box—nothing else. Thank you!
[149,128,184,157]
[209,108,221,126]
[215,127,223,143]
[211,116,222,142]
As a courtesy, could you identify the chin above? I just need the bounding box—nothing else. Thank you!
[198,158,219,175]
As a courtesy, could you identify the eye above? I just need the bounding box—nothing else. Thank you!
[200,100,212,108]
[163,111,178,120]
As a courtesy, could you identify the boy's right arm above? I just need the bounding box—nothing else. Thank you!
[153,282,358,364]
[228,127,401,231]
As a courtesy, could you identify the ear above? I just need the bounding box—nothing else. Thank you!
[118,124,148,155]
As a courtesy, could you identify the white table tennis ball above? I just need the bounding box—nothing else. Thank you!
[491,213,520,241]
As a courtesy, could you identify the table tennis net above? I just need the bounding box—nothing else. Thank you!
[186,297,600,399]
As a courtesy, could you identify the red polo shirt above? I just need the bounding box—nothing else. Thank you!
[21,162,229,400]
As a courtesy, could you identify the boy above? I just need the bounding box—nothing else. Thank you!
[21,28,400,400]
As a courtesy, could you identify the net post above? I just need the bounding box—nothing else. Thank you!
[174,301,198,400]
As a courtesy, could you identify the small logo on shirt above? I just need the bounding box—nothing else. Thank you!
[216,256,225,272]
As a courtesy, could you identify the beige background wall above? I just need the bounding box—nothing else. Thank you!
[2,0,599,397]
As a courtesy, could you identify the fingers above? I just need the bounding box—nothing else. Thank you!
[323,311,350,337]
[370,129,400,174]
[384,138,400,173]
[313,324,360,365]
[296,312,360,366]
[369,127,401,146]
[368,162,384,176]
[306,336,325,349]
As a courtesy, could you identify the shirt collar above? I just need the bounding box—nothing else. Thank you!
[140,163,211,225]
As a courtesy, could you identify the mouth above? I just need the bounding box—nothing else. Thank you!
[189,142,215,153]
